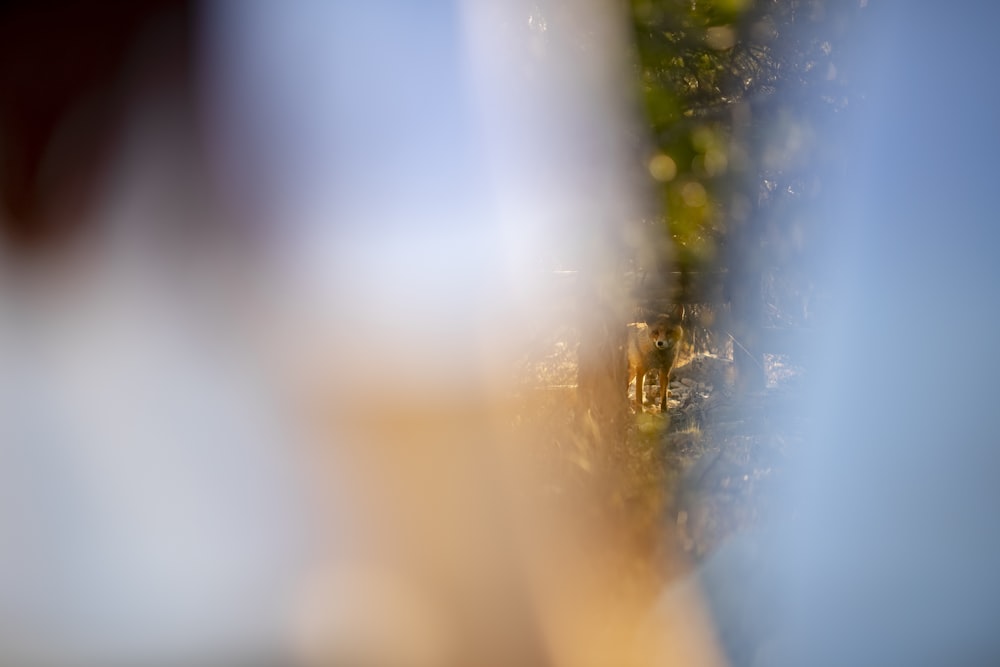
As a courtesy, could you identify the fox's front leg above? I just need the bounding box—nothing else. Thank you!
[658,369,668,411]
[635,363,646,411]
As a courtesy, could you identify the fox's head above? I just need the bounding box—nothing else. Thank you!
[649,319,682,350]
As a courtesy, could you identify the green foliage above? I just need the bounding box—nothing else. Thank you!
[628,0,863,304]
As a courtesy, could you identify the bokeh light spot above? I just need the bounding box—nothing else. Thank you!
[648,154,677,182]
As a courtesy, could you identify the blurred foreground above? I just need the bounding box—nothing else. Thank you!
[4,1,1000,666]
[0,1,720,665]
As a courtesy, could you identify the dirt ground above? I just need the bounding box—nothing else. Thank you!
[657,353,806,559]
[516,330,807,569]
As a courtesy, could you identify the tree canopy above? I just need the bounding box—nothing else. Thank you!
[629,0,863,314]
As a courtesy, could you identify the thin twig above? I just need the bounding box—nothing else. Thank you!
[727,331,766,372]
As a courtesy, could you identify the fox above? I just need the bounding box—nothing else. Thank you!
[627,312,684,412]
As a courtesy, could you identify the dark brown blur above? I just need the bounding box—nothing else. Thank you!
[0,0,195,253]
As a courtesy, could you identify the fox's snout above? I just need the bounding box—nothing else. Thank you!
[655,339,667,349]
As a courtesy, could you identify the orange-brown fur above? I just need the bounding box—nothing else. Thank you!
[627,314,684,412]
